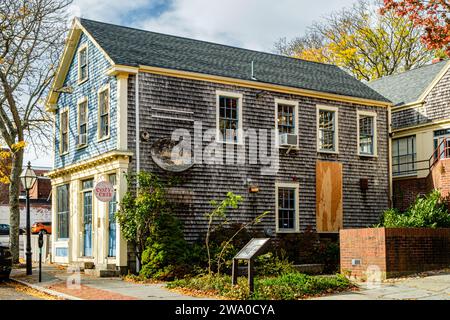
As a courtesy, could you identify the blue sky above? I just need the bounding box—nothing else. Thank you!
[27,0,357,167]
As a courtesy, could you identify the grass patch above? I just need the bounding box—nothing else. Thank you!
[167,272,352,300]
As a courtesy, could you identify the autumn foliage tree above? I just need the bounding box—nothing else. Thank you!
[275,0,436,81]
[381,0,450,56]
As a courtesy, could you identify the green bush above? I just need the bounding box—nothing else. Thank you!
[379,190,450,228]
[140,211,190,280]
[167,272,351,300]
[255,251,296,276]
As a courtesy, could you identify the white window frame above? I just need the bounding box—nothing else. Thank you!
[77,97,89,148]
[97,84,110,142]
[316,105,339,154]
[215,90,243,144]
[275,98,299,148]
[59,107,69,155]
[77,43,88,84]
[357,110,377,157]
[275,182,300,233]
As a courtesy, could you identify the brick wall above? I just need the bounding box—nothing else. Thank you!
[393,158,450,211]
[340,228,450,280]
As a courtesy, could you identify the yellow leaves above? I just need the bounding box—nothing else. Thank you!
[0,141,26,185]
[11,141,26,152]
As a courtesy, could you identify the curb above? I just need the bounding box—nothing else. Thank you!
[10,277,83,300]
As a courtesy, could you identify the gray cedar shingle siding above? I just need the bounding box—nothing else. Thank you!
[127,72,390,241]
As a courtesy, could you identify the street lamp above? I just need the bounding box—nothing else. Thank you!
[20,161,37,276]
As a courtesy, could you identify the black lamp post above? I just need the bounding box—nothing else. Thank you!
[20,161,37,276]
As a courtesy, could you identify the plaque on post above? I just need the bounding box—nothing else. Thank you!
[232,238,271,294]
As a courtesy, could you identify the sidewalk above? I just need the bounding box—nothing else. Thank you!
[311,270,450,300]
[10,264,211,300]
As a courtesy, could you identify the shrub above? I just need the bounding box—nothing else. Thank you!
[255,251,296,276]
[379,190,450,228]
[167,272,352,300]
[140,211,190,280]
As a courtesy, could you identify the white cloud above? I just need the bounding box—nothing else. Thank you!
[136,0,357,52]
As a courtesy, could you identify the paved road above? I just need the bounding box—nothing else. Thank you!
[0,280,46,300]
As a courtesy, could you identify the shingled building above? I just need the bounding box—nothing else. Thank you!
[45,18,392,274]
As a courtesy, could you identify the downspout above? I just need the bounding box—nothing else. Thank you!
[135,72,141,273]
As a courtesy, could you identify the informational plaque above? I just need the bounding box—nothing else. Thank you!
[234,238,270,260]
[232,238,271,293]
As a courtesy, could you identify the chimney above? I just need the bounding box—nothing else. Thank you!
[432,57,444,64]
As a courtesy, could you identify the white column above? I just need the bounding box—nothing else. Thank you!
[116,73,129,151]
[115,164,128,268]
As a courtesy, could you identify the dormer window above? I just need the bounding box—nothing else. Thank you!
[78,44,88,83]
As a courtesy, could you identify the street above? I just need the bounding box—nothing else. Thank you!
[0,280,54,300]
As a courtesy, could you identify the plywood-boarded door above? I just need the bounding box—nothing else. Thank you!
[316,161,343,232]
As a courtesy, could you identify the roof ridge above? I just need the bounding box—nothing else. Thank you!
[78,17,339,69]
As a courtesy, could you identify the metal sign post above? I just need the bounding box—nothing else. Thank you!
[232,238,270,294]
[38,231,44,282]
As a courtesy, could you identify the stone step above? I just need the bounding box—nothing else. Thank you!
[83,267,121,277]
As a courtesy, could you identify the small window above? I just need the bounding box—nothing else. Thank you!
[98,87,110,140]
[78,99,88,146]
[276,183,299,232]
[358,111,377,156]
[277,104,296,134]
[60,109,69,154]
[82,178,94,190]
[78,45,88,82]
[392,136,416,176]
[216,91,243,143]
[317,106,338,152]
[56,184,70,239]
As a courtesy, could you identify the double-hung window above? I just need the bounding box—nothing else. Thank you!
[392,136,416,176]
[60,109,69,154]
[276,183,299,232]
[78,99,88,146]
[78,45,88,83]
[317,105,338,153]
[275,99,299,147]
[56,184,70,239]
[216,91,243,143]
[358,111,377,156]
[98,86,110,140]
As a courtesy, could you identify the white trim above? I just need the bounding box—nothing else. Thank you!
[59,107,69,155]
[417,60,450,102]
[274,98,299,148]
[357,110,378,157]
[97,83,111,142]
[77,43,88,84]
[77,97,89,149]
[275,182,300,233]
[316,104,339,154]
[215,90,244,144]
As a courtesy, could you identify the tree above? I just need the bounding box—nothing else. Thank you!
[116,172,171,271]
[0,0,71,262]
[274,0,435,81]
[381,0,450,56]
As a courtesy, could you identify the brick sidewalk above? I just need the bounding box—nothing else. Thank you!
[10,264,211,300]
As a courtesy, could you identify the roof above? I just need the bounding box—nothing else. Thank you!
[368,60,449,106]
[79,18,389,103]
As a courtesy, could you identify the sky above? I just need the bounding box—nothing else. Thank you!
[25,0,357,168]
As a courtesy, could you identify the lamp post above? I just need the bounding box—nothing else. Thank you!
[20,161,37,276]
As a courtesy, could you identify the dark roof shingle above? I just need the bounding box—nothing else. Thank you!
[368,60,449,106]
[80,18,390,103]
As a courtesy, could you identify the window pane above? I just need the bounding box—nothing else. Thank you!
[57,184,69,239]
[278,104,295,134]
[392,136,416,176]
[359,115,374,155]
[318,110,335,151]
[218,96,239,142]
[278,187,296,230]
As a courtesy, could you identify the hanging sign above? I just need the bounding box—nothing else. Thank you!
[94,181,114,202]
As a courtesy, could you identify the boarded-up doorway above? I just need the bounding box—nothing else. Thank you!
[316,161,343,232]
